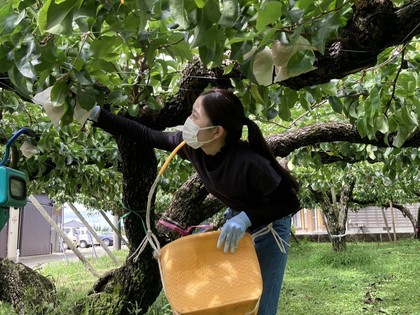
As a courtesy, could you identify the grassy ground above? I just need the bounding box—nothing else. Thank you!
[280,239,419,315]
[1,240,419,314]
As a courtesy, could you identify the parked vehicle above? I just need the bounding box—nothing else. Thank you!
[77,227,94,248]
[62,227,79,250]
[98,234,113,246]
[62,225,114,249]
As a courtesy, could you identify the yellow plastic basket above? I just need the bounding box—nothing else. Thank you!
[159,231,262,315]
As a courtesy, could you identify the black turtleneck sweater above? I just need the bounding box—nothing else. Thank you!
[95,110,301,228]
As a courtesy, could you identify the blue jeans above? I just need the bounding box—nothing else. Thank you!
[251,217,291,315]
[224,209,291,315]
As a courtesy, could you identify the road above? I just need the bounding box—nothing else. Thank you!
[19,246,111,269]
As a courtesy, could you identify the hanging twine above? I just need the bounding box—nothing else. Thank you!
[128,141,186,262]
[251,223,290,254]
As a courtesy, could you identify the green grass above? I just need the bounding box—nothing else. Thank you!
[1,240,419,315]
[280,239,420,315]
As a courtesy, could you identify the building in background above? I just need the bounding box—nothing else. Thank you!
[293,204,418,239]
[0,194,61,259]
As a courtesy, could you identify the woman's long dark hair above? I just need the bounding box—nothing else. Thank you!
[200,88,299,193]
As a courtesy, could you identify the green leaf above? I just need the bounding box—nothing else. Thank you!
[256,2,282,32]
[310,14,341,55]
[393,129,409,148]
[320,82,337,96]
[51,80,70,107]
[356,117,368,138]
[266,106,278,120]
[328,96,343,114]
[190,13,212,48]
[0,41,14,72]
[14,46,37,79]
[139,85,154,102]
[374,115,389,134]
[90,36,124,62]
[230,40,253,61]
[86,60,120,87]
[223,63,234,75]
[198,26,225,66]
[218,0,239,27]
[240,57,258,84]
[250,84,267,105]
[410,95,420,114]
[287,49,316,78]
[194,0,206,9]
[299,93,311,111]
[278,89,298,121]
[38,0,80,35]
[108,89,128,106]
[8,65,31,99]
[146,97,162,110]
[204,0,220,23]
[396,72,417,96]
[146,37,170,65]
[169,0,190,29]
[76,85,96,110]
[128,104,140,117]
[74,70,93,85]
[60,96,74,126]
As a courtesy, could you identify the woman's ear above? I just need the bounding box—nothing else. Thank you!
[214,126,225,139]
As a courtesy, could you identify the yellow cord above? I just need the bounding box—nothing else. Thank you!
[158,141,186,176]
[129,140,186,262]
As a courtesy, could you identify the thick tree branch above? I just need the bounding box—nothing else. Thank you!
[281,0,420,90]
[267,122,420,157]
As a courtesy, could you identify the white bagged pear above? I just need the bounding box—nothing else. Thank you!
[33,87,64,127]
[272,36,316,82]
[20,141,40,159]
[271,40,294,67]
[74,101,94,125]
[252,47,273,86]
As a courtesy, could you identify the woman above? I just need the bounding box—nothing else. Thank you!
[90,88,300,315]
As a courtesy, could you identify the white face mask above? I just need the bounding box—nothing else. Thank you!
[182,117,216,149]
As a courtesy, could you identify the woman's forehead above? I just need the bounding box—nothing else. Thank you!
[192,97,205,114]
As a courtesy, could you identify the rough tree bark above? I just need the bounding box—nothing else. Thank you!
[417,205,420,240]
[282,0,420,90]
[387,204,417,237]
[0,258,57,314]
[310,175,356,252]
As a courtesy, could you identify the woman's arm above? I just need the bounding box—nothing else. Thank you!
[93,108,182,152]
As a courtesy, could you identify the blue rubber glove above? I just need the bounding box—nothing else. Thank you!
[217,211,251,253]
[88,105,101,122]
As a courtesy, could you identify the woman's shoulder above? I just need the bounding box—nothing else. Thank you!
[231,141,271,166]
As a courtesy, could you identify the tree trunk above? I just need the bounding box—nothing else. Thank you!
[417,205,420,240]
[76,136,162,315]
[311,175,355,252]
[0,258,57,315]
[391,204,418,238]
[156,173,225,239]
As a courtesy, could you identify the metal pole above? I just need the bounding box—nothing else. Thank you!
[389,201,397,243]
[380,207,392,242]
[67,202,119,266]
[29,195,99,277]
[99,210,128,246]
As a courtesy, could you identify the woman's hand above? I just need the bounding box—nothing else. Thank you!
[217,211,251,253]
[88,105,101,122]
